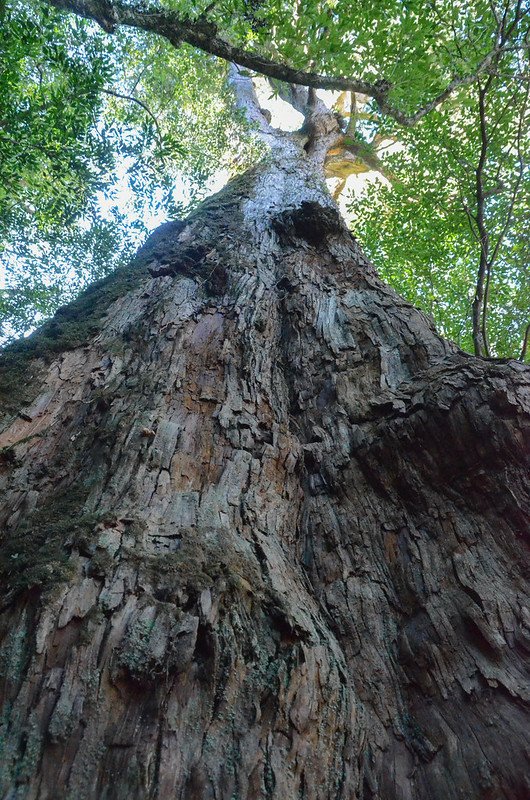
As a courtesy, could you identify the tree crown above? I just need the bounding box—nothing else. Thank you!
[0,0,528,357]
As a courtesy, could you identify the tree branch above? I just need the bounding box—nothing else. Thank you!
[227,64,277,140]
[487,81,529,270]
[468,0,526,357]
[47,0,526,128]
[100,87,164,144]
[472,79,493,358]
[520,321,530,361]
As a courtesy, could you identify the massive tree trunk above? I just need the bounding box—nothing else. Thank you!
[0,145,528,800]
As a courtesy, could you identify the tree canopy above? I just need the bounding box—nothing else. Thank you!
[1,0,528,358]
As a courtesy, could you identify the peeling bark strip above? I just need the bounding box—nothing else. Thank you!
[0,153,529,800]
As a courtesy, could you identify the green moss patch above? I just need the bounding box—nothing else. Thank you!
[0,484,98,599]
[0,255,152,421]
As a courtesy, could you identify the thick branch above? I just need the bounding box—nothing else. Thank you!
[47,0,523,128]
[228,64,277,140]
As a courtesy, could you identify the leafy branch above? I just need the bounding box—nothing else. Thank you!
[48,0,529,128]
[101,86,164,145]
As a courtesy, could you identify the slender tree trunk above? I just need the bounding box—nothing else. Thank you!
[0,149,528,800]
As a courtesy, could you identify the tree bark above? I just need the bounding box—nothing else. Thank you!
[0,149,529,800]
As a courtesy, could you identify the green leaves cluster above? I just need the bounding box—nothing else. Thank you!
[0,1,126,338]
[0,2,114,233]
[349,65,529,359]
[205,0,506,109]
[0,0,258,340]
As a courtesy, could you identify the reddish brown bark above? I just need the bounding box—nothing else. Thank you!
[0,155,529,799]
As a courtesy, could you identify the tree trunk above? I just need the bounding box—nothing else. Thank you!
[0,151,528,800]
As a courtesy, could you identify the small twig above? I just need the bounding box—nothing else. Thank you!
[101,87,164,145]
[520,322,530,361]
[346,92,357,134]
[128,50,160,95]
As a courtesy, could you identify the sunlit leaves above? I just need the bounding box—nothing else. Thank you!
[0,1,114,234]
[0,1,128,339]
[0,0,259,340]
[191,0,512,114]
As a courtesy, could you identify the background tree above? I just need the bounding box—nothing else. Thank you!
[0,1,529,799]
[350,59,530,358]
[0,0,255,338]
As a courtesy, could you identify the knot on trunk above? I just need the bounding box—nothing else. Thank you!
[115,603,199,685]
[272,201,343,246]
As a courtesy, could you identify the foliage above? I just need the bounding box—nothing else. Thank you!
[349,69,530,358]
[0,0,257,340]
[211,0,518,109]
[0,1,126,337]
[0,2,112,232]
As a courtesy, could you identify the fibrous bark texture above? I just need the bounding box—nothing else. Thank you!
[0,153,529,800]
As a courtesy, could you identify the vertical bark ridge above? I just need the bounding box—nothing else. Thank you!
[0,156,528,799]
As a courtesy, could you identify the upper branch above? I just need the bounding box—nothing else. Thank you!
[48,0,522,128]
[227,64,276,140]
[100,87,164,143]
